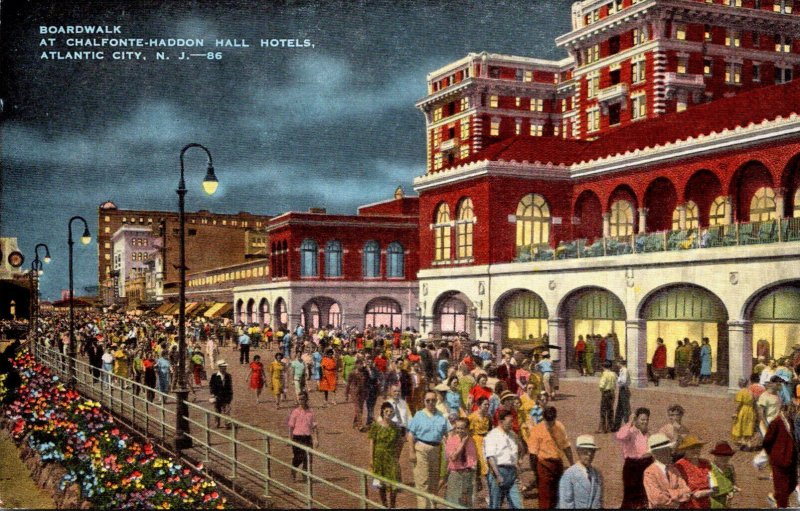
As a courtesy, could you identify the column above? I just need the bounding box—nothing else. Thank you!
[723,196,733,225]
[677,204,687,231]
[625,319,648,388]
[548,317,568,376]
[727,320,753,394]
[602,212,611,238]
[288,313,302,330]
[775,188,786,219]
[638,208,649,234]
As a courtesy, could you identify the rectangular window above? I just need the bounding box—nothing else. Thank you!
[775,0,793,13]
[530,98,544,112]
[515,69,524,81]
[677,101,687,112]
[753,63,761,82]
[515,96,521,107]
[490,119,500,136]
[587,109,600,132]
[459,97,470,110]
[725,30,740,47]
[752,32,760,48]
[776,66,794,84]
[676,25,687,41]
[704,25,712,42]
[530,124,543,136]
[725,62,742,84]
[775,35,792,52]
[677,56,688,74]
[632,56,646,83]
[704,57,713,76]
[587,72,600,98]
[104,215,110,222]
[460,120,470,139]
[524,70,533,82]
[490,95,498,108]
[632,93,647,120]
[434,153,443,170]
[104,226,110,233]
[514,121,522,135]
[433,107,442,121]
[728,0,741,6]
[554,124,560,137]
[633,28,647,46]
[460,145,470,159]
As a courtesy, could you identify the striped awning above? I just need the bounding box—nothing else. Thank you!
[203,302,227,318]
[209,303,233,318]
[184,302,200,314]
[155,302,173,315]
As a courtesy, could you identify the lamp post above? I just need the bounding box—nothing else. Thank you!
[29,244,52,349]
[175,143,219,451]
[68,216,91,382]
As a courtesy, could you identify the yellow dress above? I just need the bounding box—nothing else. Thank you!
[519,393,536,443]
[468,411,491,476]
[732,388,755,439]
[269,360,284,396]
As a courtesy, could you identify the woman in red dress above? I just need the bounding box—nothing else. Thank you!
[247,354,267,403]
[674,435,714,509]
[468,373,493,412]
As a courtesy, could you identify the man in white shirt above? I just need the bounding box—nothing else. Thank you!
[613,359,631,431]
[484,409,523,509]
[387,384,411,431]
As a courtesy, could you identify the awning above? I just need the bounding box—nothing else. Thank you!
[208,303,233,318]
[155,302,173,315]
[203,302,226,318]
[162,303,181,316]
[189,302,214,317]
[184,302,201,314]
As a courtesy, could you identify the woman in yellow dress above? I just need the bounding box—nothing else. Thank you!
[268,353,285,409]
[468,396,492,492]
[731,377,755,451]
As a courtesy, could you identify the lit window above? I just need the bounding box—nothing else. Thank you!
[561,98,567,112]
[490,95,499,108]
[516,194,550,248]
[460,120,470,139]
[728,0,741,6]
[725,62,742,84]
[632,56,646,83]
[433,107,443,121]
[300,239,318,277]
[587,108,600,132]
[587,71,600,98]
[572,116,580,136]
[610,200,634,236]
[104,253,110,260]
[634,28,647,46]
[672,202,700,230]
[456,198,475,259]
[433,203,452,262]
[104,215,110,222]
[530,98,544,112]
[524,70,533,82]
[460,144,470,159]
[775,35,792,53]
[704,58,713,76]
[676,25,686,40]
[459,97,470,111]
[104,226,110,234]
[677,101,687,112]
[530,124,543,137]
[490,119,500,136]
[725,30,740,47]
[632,93,647,120]
[704,25,712,42]
[677,56,688,74]
[515,121,522,135]
[324,240,342,277]
[387,242,405,277]
[794,189,800,217]
[774,0,793,13]
[750,187,777,221]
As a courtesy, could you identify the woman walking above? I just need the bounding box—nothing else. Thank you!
[319,349,338,406]
[247,354,267,403]
[268,353,285,408]
[368,402,402,508]
[731,377,756,451]
[287,392,319,483]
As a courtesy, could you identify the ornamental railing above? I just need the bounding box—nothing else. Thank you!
[33,346,461,510]
[515,217,800,262]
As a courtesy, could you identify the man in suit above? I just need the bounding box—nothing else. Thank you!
[209,359,234,428]
[763,406,798,508]
[642,433,692,509]
[557,434,603,509]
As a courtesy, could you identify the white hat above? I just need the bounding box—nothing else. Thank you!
[647,433,673,453]
[217,359,228,367]
[575,435,600,450]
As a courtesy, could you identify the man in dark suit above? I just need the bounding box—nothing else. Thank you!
[209,359,234,428]
[763,407,797,508]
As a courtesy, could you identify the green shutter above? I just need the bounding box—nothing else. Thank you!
[573,289,625,320]
[643,287,727,321]
[752,287,800,322]
[503,292,548,319]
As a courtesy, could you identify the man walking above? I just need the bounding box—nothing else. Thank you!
[615,407,653,509]
[287,392,319,483]
[407,391,449,508]
[642,433,692,508]
[597,360,616,434]
[238,330,251,365]
[613,359,631,431]
[528,406,573,509]
[445,417,478,506]
[557,434,603,509]
[484,408,523,509]
[209,360,234,428]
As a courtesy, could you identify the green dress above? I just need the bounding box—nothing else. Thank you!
[584,342,595,375]
[342,354,356,382]
[709,463,736,509]
[368,422,401,482]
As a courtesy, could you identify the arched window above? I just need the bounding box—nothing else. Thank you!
[386,242,404,278]
[365,298,402,329]
[609,200,634,236]
[328,303,342,328]
[709,196,730,226]
[433,203,452,261]
[456,198,475,259]
[236,299,244,323]
[794,189,800,218]
[325,240,342,277]
[259,298,270,326]
[247,299,255,324]
[750,187,777,222]
[516,194,550,248]
[300,239,318,277]
[671,201,699,230]
[439,297,467,333]
[363,240,380,278]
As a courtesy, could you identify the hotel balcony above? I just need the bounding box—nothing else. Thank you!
[664,72,706,92]
[439,138,458,151]
[597,82,629,106]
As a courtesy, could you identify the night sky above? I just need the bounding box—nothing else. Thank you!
[0,0,570,300]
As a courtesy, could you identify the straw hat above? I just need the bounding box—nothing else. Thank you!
[575,435,600,450]
[499,390,516,402]
[433,382,450,392]
[647,433,673,454]
[217,359,228,367]
[676,434,706,451]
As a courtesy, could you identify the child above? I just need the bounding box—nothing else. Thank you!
[708,441,739,509]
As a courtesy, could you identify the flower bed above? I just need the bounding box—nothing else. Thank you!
[3,350,226,509]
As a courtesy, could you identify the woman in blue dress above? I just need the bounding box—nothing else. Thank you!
[311,346,323,390]
[700,337,712,383]
[444,375,465,416]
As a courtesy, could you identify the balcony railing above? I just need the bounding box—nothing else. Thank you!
[439,138,458,151]
[597,82,629,104]
[664,72,706,89]
[514,217,800,262]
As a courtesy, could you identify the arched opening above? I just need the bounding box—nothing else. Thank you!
[301,296,341,329]
[730,160,773,222]
[365,298,402,329]
[643,177,677,232]
[494,289,549,350]
[560,288,627,372]
[685,170,722,227]
[302,302,321,329]
[328,303,342,328]
[516,193,550,249]
[780,153,800,218]
[259,298,270,326]
[236,298,244,324]
[641,285,729,383]
[432,291,473,336]
[746,283,800,362]
[274,298,288,329]
[573,190,603,242]
[246,298,256,324]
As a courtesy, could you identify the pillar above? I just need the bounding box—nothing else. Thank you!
[625,319,648,388]
[727,320,753,394]
[723,196,733,225]
[548,317,568,376]
[638,208,649,234]
[775,188,786,219]
[677,204,687,231]
[288,313,302,330]
[602,212,611,238]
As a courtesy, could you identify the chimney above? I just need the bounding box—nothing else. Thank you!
[308,207,327,214]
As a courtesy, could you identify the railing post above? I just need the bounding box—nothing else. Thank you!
[779,219,784,242]
[360,473,369,510]
[232,422,238,481]
[736,223,740,245]
[205,412,211,464]
[306,449,313,509]
[130,383,136,426]
[602,237,607,257]
[145,398,150,438]
[160,402,166,441]
[264,435,271,498]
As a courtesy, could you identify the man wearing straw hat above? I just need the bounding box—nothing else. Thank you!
[642,433,692,508]
[557,434,603,509]
[209,359,233,428]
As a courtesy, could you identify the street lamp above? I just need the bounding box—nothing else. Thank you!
[68,216,91,382]
[28,242,50,351]
[175,143,219,451]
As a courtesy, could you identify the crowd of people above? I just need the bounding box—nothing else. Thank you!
[4,312,797,509]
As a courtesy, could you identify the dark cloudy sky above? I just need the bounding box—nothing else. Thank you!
[0,0,570,300]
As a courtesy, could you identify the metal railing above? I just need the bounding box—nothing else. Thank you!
[515,217,800,262]
[34,346,462,509]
